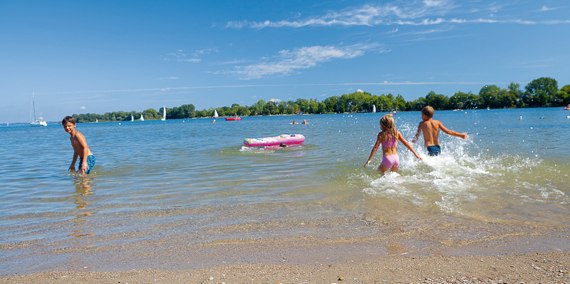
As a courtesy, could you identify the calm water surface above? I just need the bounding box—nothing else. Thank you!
[0,108,569,273]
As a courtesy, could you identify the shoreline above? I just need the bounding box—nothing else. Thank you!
[2,251,568,283]
[2,202,568,282]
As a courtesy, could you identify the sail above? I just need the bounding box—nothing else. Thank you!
[372,105,376,113]
[30,94,47,127]
[161,106,166,121]
[214,109,219,118]
[140,114,144,121]
[131,114,134,122]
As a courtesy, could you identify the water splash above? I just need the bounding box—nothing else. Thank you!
[359,135,568,216]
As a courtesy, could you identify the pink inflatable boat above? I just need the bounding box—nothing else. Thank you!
[244,134,305,147]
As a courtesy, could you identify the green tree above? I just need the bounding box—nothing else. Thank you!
[394,94,406,111]
[251,99,265,115]
[170,104,195,118]
[237,105,251,116]
[408,97,427,111]
[323,96,340,113]
[479,85,503,109]
[524,77,558,107]
[308,99,319,113]
[296,98,310,114]
[262,101,278,115]
[506,82,523,108]
[424,91,448,110]
[376,95,392,111]
[558,85,570,105]
[449,91,469,109]
[142,108,159,120]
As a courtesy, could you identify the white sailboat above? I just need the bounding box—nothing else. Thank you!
[139,114,144,121]
[372,104,376,113]
[161,106,166,121]
[131,114,134,122]
[213,109,219,118]
[30,95,47,127]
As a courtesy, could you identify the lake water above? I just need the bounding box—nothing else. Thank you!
[1,108,569,273]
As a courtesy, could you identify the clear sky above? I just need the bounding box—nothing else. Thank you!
[1,0,569,123]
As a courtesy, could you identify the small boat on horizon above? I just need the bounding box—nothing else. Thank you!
[161,106,166,121]
[30,94,47,127]
[225,114,241,121]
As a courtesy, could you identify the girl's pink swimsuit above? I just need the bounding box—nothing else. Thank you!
[381,134,399,169]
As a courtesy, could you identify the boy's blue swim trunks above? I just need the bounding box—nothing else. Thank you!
[427,145,441,156]
[79,155,96,174]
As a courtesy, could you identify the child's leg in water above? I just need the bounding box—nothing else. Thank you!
[378,164,389,174]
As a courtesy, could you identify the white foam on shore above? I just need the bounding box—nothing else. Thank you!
[360,137,568,215]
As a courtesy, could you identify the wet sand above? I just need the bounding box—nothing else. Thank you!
[2,205,569,283]
[2,220,569,284]
[2,252,568,283]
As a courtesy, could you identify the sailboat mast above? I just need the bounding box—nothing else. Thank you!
[32,93,37,121]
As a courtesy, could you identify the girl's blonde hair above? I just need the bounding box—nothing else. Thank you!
[379,114,397,140]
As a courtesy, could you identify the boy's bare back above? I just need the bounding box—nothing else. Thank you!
[413,106,468,148]
[417,119,442,147]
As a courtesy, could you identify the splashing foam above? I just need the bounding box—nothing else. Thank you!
[361,136,546,214]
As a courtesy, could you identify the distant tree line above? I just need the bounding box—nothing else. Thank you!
[73,77,570,123]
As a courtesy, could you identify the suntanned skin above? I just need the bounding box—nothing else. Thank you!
[364,130,422,173]
[63,122,93,174]
[412,113,468,146]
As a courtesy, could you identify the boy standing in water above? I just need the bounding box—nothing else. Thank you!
[62,116,95,174]
[412,106,468,156]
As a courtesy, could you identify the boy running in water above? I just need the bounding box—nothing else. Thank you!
[412,106,468,156]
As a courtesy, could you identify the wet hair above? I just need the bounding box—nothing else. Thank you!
[422,106,435,118]
[61,116,76,126]
[379,114,397,141]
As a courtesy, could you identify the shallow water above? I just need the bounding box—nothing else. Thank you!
[0,108,569,273]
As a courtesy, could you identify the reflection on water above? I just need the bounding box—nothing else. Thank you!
[71,174,94,238]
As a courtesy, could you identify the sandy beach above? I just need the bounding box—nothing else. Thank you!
[2,251,568,283]
[2,220,569,284]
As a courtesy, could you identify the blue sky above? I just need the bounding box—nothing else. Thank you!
[1,0,569,123]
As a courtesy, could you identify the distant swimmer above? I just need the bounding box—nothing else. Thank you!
[302,119,309,125]
[364,114,422,175]
[62,116,95,174]
[290,120,298,125]
[412,106,468,156]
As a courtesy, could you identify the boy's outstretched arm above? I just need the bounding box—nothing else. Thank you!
[439,122,468,139]
[411,123,422,143]
[364,133,382,167]
[398,131,422,160]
